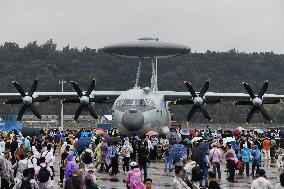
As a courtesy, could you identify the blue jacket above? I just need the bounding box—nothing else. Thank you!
[251,145,261,164]
[241,147,251,163]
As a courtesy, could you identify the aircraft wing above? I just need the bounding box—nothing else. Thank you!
[161,91,284,102]
[0,91,123,100]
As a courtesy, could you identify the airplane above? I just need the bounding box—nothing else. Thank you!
[1,37,284,136]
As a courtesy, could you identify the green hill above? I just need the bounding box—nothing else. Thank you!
[1,40,284,123]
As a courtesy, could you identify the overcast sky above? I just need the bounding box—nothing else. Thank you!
[1,0,284,53]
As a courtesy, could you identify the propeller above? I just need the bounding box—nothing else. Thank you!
[233,80,280,123]
[4,79,50,121]
[173,80,221,122]
[62,79,102,121]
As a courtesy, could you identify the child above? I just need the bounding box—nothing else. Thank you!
[208,171,220,189]
[124,162,145,189]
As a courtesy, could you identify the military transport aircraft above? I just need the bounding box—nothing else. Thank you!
[0,37,284,136]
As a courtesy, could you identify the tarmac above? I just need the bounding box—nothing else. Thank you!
[51,154,282,189]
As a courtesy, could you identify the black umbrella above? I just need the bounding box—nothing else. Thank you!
[105,136,121,144]
[191,143,209,166]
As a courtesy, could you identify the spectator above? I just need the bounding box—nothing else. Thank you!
[275,172,284,189]
[0,151,14,189]
[262,137,271,162]
[172,166,190,189]
[209,144,222,181]
[124,161,145,189]
[64,154,77,179]
[251,145,261,177]
[251,169,273,189]
[144,178,152,189]
[208,171,220,189]
[34,157,53,189]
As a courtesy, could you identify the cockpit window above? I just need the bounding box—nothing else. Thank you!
[122,99,146,106]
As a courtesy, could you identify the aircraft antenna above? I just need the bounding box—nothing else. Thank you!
[135,59,142,88]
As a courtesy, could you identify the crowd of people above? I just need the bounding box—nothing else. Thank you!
[0,126,283,189]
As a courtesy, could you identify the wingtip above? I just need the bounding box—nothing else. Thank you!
[183,80,187,84]
[242,81,246,85]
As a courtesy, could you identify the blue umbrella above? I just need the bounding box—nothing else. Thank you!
[170,143,187,162]
[191,143,209,166]
[76,137,92,152]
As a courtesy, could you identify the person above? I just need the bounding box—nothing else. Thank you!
[124,161,145,189]
[64,154,77,179]
[251,145,261,176]
[109,142,119,176]
[0,151,14,189]
[64,170,81,189]
[41,144,55,179]
[120,138,132,173]
[144,178,152,189]
[240,144,252,176]
[27,151,37,174]
[262,137,271,162]
[59,145,69,187]
[12,154,28,184]
[137,140,149,181]
[251,169,273,189]
[208,171,220,189]
[81,146,94,168]
[85,174,101,189]
[275,172,284,189]
[224,145,238,182]
[172,166,191,189]
[15,168,39,189]
[35,157,53,189]
[99,140,108,172]
[209,144,222,181]
[163,143,172,172]
[94,140,102,169]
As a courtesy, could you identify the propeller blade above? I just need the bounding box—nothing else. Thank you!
[62,99,80,103]
[29,104,42,119]
[34,96,50,102]
[200,106,212,121]
[87,104,98,119]
[187,106,197,121]
[74,105,84,121]
[263,99,281,104]
[242,82,256,99]
[246,106,257,123]
[4,99,23,104]
[70,81,83,97]
[184,81,197,98]
[204,99,221,104]
[28,79,38,96]
[89,98,114,103]
[260,106,272,122]
[86,79,96,96]
[174,99,193,105]
[17,105,28,121]
[233,101,252,105]
[12,81,26,97]
[258,80,268,98]
[199,80,210,98]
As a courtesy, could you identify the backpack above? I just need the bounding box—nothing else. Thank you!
[20,178,32,189]
[82,151,92,164]
[191,165,203,182]
[37,166,50,183]
[120,147,128,157]
[129,171,142,187]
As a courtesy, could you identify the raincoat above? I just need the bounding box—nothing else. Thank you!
[124,168,145,189]
[100,142,108,164]
[64,154,77,178]
[241,147,251,163]
[251,145,261,165]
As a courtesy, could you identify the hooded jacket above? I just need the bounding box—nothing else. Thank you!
[64,154,77,178]
[241,147,251,163]
[252,145,261,164]
[124,168,145,189]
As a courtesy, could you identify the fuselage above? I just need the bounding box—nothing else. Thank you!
[112,87,171,136]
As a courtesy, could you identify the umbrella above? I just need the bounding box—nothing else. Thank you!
[76,137,92,152]
[146,131,158,137]
[105,136,121,143]
[170,144,187,162]
[191,137,203,143]
[180,129,189,136]
[254,129,264,134]
[96,129,104,135]
[223,137,236,146]
[102,133,110,140]
[167,132,180,145]
[232,129,241,136]
[237,127,245,131]
[191,143,209,165]
[279,130,284,138]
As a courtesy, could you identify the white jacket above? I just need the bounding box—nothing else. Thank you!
[251,177,273,189]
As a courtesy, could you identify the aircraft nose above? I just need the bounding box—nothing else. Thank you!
[122,109,144,131]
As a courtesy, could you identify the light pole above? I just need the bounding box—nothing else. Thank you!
[58,80,66,131]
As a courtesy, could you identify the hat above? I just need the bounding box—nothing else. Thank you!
[130,161,138,167]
